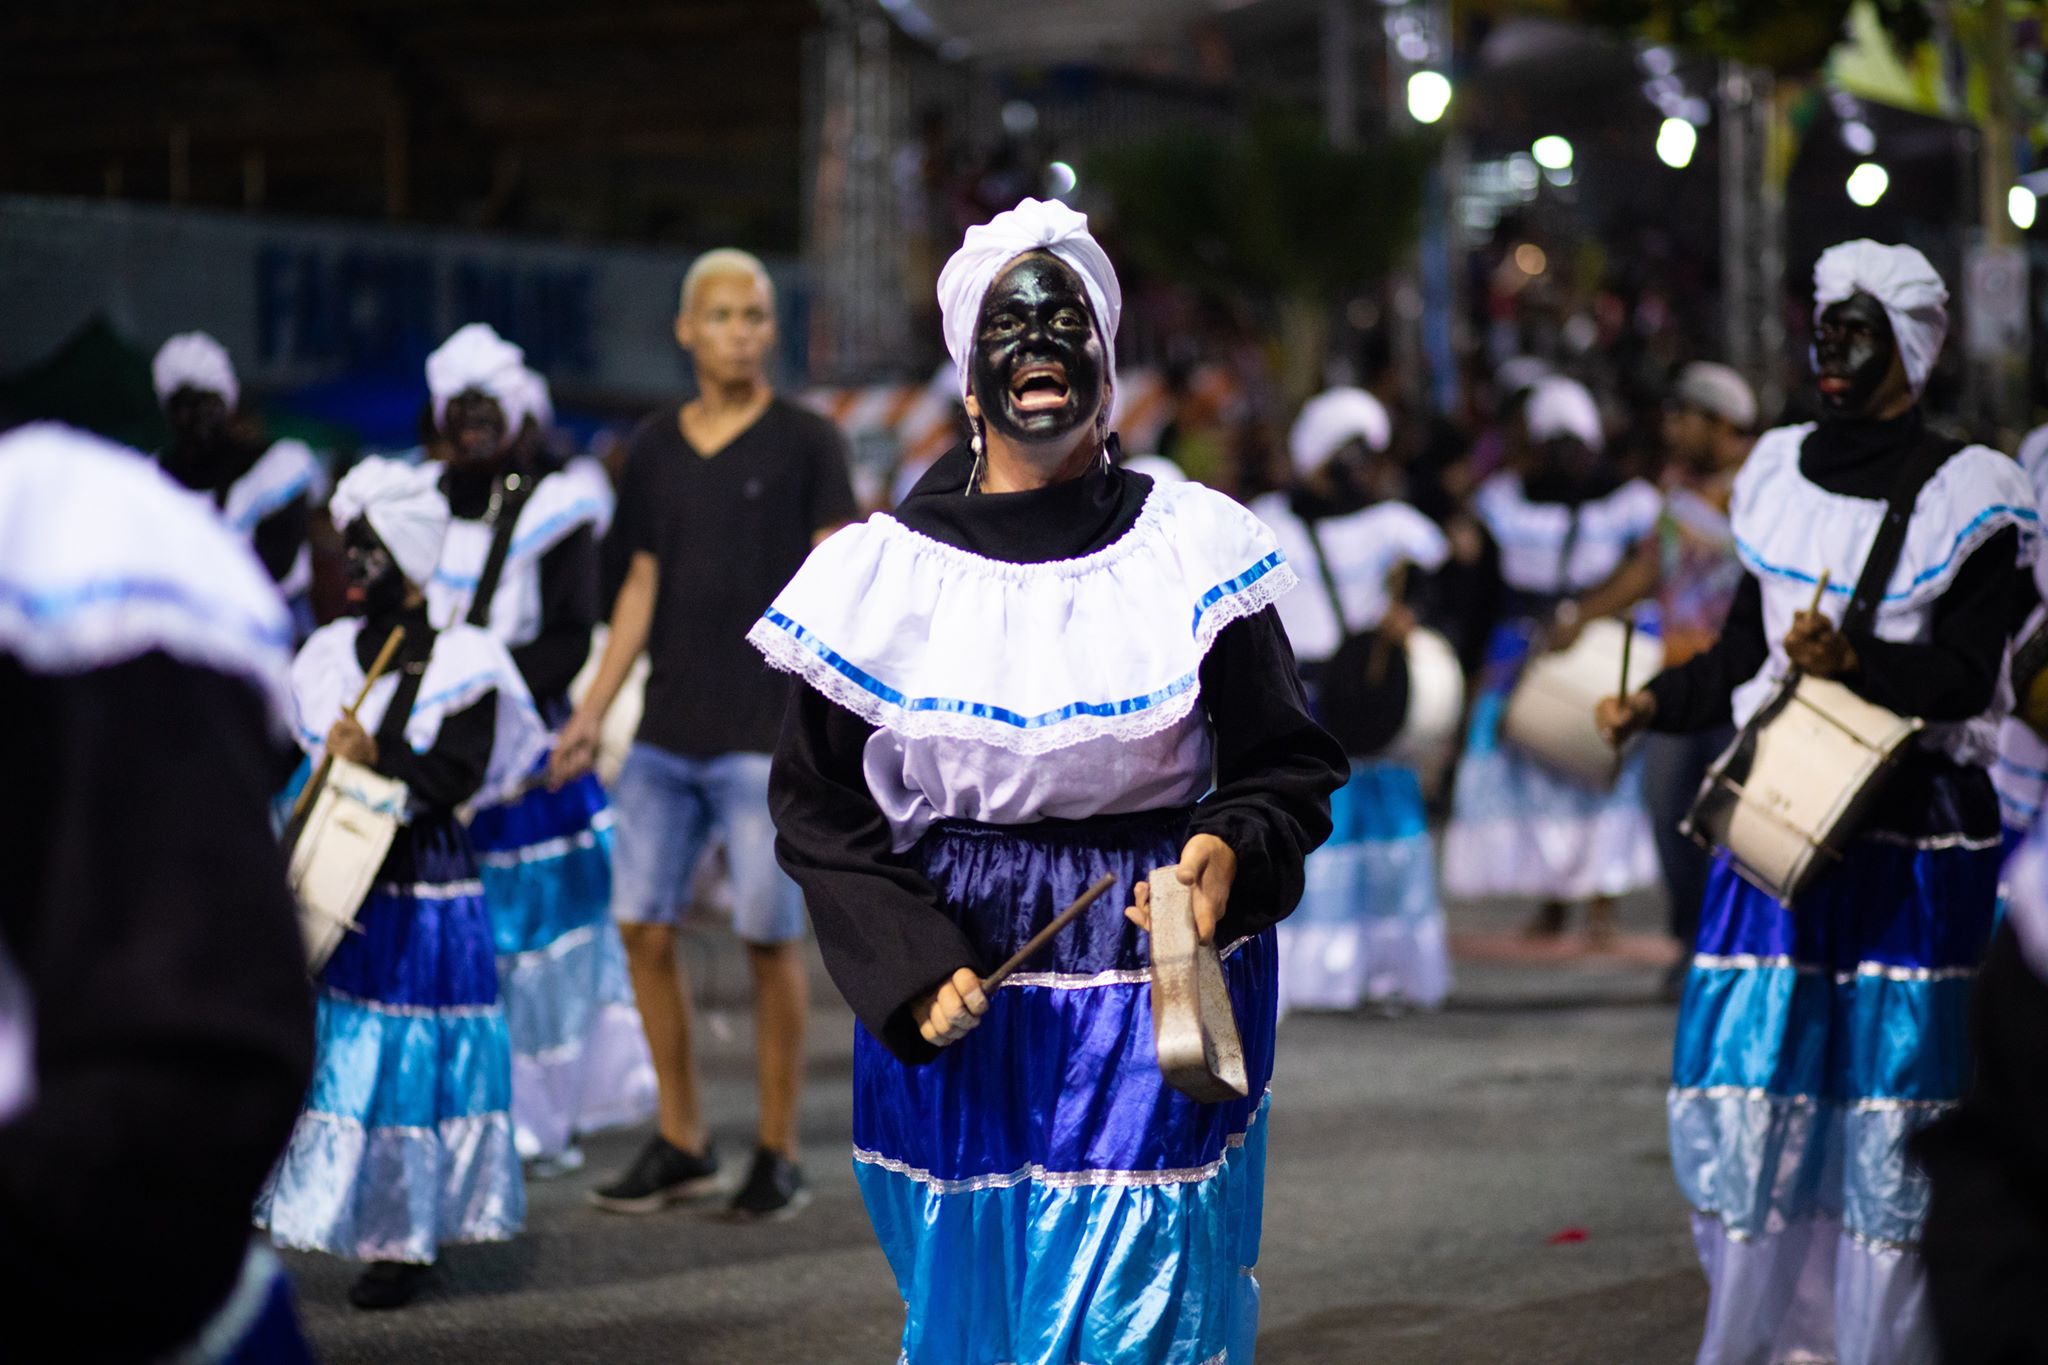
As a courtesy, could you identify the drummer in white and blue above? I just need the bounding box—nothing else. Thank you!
[1601,239,2038,1365]
[1252,387,1454,1013]
[753,198,1345,1365]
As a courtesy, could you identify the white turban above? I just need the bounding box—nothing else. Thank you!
[1496,356,1553,396]
[1674,361,1758,430]
[1813,239,1949,398]
[1289,387,1392,475]
[329,457,450,587]
[1524,376,1604,452]
[425,323,527,428]
[506,365,553,433]
[152,332,239,411]
[936,197,1121,402]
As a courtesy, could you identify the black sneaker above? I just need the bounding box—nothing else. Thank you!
[349,1260,432,1311]
[588,1136,721,1214]
[723,1146,811,1223]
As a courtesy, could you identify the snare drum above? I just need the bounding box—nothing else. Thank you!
[1387,626,1465,781]
[1501,617,1662,789]
[288,757,409,973]
[569,625,649,786]
[1681,675,1922,905]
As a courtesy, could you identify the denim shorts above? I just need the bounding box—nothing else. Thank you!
[608,744,805,945]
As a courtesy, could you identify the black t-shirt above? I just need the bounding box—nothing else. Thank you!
[611,396,856,757]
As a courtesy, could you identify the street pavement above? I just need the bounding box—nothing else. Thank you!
[286,892,1708,1363]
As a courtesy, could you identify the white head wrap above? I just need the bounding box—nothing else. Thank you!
[1812,239,1949,398]
[936,197,1122,402]
[152,332,239,411]
[1289,387,1392,476]
[1496,356,1553,396]
[425,323,527,428]
[506,365,554,433]
[329,457,451,587]
[1674,362,1758,430]
[1524,376,1604,452]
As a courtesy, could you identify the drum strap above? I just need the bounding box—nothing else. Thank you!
[1302,520,1356,637]
[1837,432,1963,639]
[465,473,534,629]
[373,636,433,757]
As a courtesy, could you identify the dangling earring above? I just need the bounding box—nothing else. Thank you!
[967,420,984,495]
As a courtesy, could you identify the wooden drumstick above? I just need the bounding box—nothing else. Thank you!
[284,625,406,839]
[1617,616,1635,697]
[980,874,1118,993]
[1806,570,1832,615]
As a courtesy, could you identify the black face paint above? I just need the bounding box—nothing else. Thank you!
[443,389,509,466]
[1813,292,1901,420]
[342,519,408,617]
[970,254,1107,448]
[161,388,235,488]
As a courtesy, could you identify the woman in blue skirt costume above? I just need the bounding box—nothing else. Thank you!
[1602,240,2037,1364]
[1441,375,1662,939]
[754,199,1345,1364]
[1253,387,1453,1012]
[257,458,549,1309]
[422,327,653,1171]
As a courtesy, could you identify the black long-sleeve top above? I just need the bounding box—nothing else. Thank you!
[351,604,498,815]
[0,653,314,1363]
[769,448,1347,1065]
[1647,414,2024,735]
[444,466,600,710]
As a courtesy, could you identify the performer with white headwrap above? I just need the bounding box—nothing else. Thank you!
[152,330,322,620]
[755,198,1344,1363]
[0,423,315,1362]
[1252,387,1454,1012]
[1600,240,2038,1364]
[257,457,548,1311]
[1441,374,1662,939]
[420,326,653,1175]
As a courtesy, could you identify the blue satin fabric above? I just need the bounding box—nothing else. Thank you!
[855,808,1275,1365]
[1292,762,1436,931]
[468,766,615,957]
[261,814,524,1261]
[1671,843,1997,1246]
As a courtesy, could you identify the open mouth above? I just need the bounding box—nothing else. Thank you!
[1009,361,1070,413]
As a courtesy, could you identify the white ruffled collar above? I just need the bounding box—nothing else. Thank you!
[749,480,1294,755]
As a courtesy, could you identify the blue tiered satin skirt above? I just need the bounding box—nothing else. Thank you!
[1279,761,1447,1012]
[469,761,653,1163]
[856,807,1276,1365]
[257,817,525,1263]
[1670,833,1998,1365]
[1441,620,1658,902]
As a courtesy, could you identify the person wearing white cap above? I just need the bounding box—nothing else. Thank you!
[416,328,655,1179]
[1556,360,1758,991]
[749,198,1344,1364]
[1600,240,2038,1364]
[0,423,316,1361]
[151,330,321,615]
[256,457,549,1312]
[1441,374,1663,940]
[1250,387,1455,1014]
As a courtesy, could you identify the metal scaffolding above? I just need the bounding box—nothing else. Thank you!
[806,0,910,383]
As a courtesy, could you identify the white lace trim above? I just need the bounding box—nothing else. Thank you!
[749,560,1291,756]
[853,1089,1269,1193]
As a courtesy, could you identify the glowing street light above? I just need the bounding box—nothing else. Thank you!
[2013,185,2039,231]
[1846,162,1889,207]
[1047,161,1078,197]
[1407,71,1453,125]
[1532,135,1574,171]
[1655,118,1697,169]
